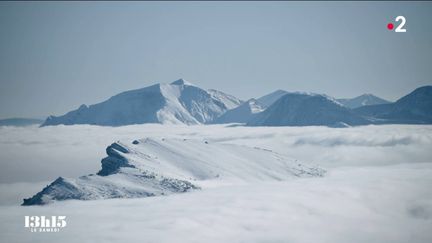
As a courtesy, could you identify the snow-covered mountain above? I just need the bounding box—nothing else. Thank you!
[337,94,390,109]
[22,137,324,205]
[41,79,242,126]
[354,86,432,124]
[213,99,264,124]
[256,90,289,107]
[248,93,369,127]
[39,79,431,127]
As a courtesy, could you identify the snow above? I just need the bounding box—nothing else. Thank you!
[41,80,242,126]
[213,99,264,124]
[22,137,323,205]
[207,89,243,110]
[157,83,199,124]
[248,93,368,126]
[40,83,431,127]
[0,124,431,242]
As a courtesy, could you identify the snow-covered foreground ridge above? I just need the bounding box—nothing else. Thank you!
[22,137,324,205]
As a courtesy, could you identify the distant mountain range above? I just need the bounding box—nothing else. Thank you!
[354,86,432,124]
[37,79,431,127]
[0,118,43,127]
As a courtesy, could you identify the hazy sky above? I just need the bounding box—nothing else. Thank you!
[0,1,431,119]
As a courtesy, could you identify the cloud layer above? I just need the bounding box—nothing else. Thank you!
[0,124,431,242]
[0,124,431,184]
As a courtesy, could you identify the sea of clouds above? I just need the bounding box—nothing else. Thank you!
[0,124,431,242]
[1,124,431,184]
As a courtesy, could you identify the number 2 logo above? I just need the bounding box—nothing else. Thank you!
[395,16,407,32]
[388,16,407,32]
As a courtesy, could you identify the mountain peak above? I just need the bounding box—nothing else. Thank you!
[41,79,242,126]
[171,78,194,86]
[256,90,289,107]
[354,85,432,124]
[248,92,369,127]
[337,93,390,109]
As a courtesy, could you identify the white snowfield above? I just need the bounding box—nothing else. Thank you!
[0,124,431,242]
[116,138,323,181]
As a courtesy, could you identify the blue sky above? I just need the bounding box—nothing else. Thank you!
[0,1,431,119]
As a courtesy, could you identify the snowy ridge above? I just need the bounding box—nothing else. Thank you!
[208,89,243,110]
[22,138,324,205]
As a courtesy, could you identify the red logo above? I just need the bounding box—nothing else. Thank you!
[387,23,394,30]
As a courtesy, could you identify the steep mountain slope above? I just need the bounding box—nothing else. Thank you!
[207,89,243,110]
[41,79,242,126]
[256,90,289,107]
[213,99,264,124]
[22,138,324,205]
[248,93,369,127]
[337,94,390,109]
[354,86,432,124]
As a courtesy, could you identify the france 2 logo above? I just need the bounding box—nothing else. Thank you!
[387,16,407,32]
[24,216,67,233]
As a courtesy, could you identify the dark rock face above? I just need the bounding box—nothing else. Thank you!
[97,143,135,176]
